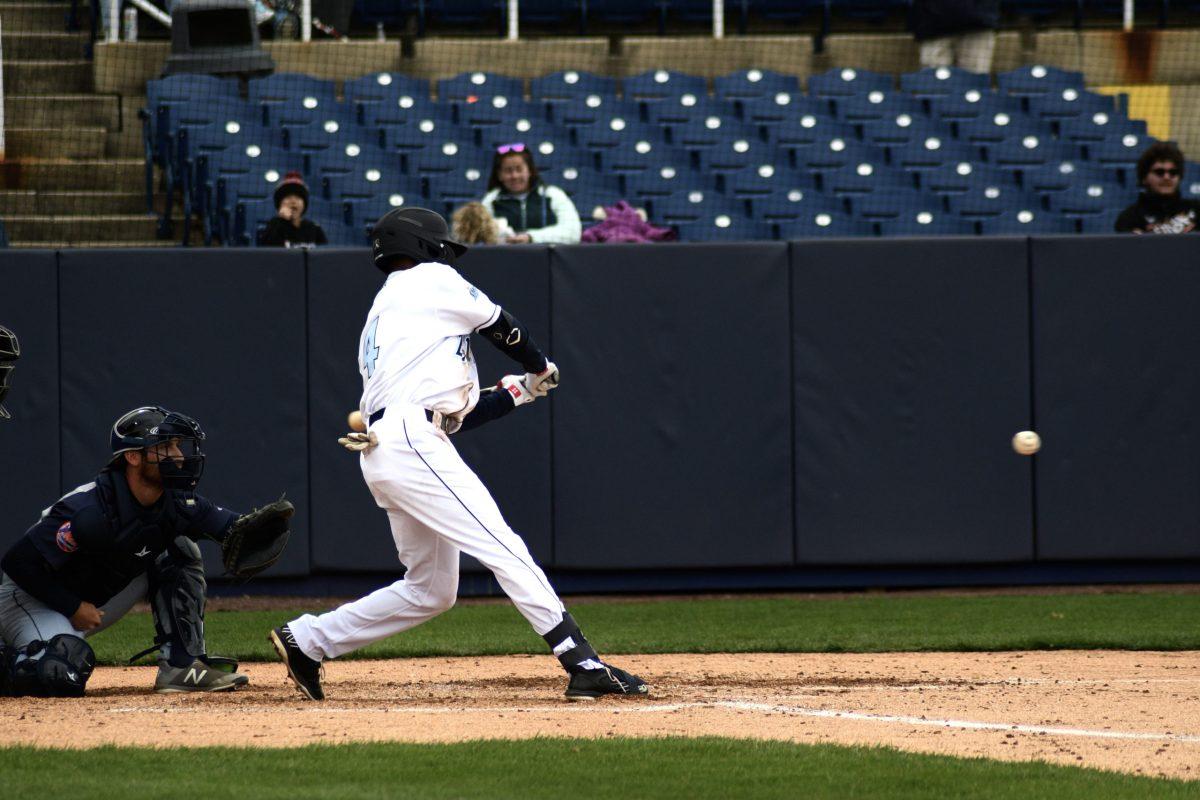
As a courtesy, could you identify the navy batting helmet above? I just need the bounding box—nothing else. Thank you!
[370,207,468,271]
[109,405,206,490]
[0,326,18,421]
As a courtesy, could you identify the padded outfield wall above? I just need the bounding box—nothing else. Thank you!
[0,237,1198,588]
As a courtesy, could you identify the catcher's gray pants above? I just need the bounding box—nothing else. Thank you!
[0,572,146,655]
[287,404,566,661]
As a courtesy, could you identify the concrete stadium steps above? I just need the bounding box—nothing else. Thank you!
[2,31,90,59]
[0,2,86,30]
[0,159,144,190]
[5,60,94,93]
[6,127,107,159]
[5,94,120,129]
[0,190,150,215]
[3,213,160,242]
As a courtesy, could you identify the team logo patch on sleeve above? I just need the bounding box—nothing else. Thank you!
[56,521,78,553]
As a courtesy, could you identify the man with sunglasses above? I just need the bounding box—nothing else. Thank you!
[0,406,280,696]
[1115,142,1200,234]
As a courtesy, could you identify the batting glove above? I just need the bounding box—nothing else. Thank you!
[525,360,559,398]
[337,431,377,453]
[498,374,536,406]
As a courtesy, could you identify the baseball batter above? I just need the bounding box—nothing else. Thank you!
[270,207,648,701]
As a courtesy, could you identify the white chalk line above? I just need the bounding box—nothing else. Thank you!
[104,700,1200,743]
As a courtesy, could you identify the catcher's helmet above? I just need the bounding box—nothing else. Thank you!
[0,326,18,421]
[370,207,468,271]
[109,405,206,490]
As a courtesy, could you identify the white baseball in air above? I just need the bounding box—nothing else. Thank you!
[1012,430,1041,455]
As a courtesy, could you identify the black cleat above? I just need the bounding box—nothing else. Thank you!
[270,625,325,701]
[565,663,649,701]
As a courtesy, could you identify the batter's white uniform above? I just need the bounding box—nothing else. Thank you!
[286,262,566,660]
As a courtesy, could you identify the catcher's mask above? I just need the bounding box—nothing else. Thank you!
[109,405,206,491]
[370,206,468,272]
[0,326,18,420]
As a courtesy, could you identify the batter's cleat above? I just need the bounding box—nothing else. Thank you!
[564,663,649,701]
[270,625,324,701]
[154,659,249,693]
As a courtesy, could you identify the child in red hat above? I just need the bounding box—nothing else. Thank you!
[259,171,329,247]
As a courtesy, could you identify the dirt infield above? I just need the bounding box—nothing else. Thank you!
[2,651,1196,781]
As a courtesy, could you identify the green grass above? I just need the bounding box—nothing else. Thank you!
[89,593,1200,665]
[7,738,1194,798]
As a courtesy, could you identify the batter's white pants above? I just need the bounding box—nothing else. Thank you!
[288,404,566,661]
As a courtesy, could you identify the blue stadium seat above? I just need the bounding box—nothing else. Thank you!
[406,138,476,178]
[1089,133,1154,179]
[572,117,659,151]
[1078,214,1120,234]
[647,96,739,129]
[807,67,893,98]
[997,65,1085,98]
[219,171,279,244]
[1044,181,1127,217]
[1182,165,1200,201]
[144,75,241,181]
[817,161,915,197]
[357,95,443,127]
[437,72,524,103]
[927,89,1024,123]
[1022,160,1120,195]
[713,69,802,102]
[954,112,1049,145]
[1026,88,1117,123]
[946,184,1043,218]
[832,90,925,124]
[203,150,299,244]
[478,118,569,152]
[714,164,816,198]
[984,134,1080,171]
[551,97,644,128]
[849,186,941,217]
[621,167,704,204]
[1058,111,1146,145]
[862,114,949,149]
[766,117,859,154]
[379,118,465,155]
[351,193,414,229]
[736,93,834,128]
[283,121,379,174]
[248,73,338,126]
[777,212,875,238]
[520,141,595,173]
[622,70,709,103]
[323,169,416,202]
[531,70,618,104]
[681,217,775,242]
[668,117,759,155]
[647,188,744,226]
[344,72,431,107]
[900,66,990,98]
[596,139,691,174]
[746,186,844,222]
[454,97,550,134]
[793,135,882,172]
[426,168,489,213]
[310,141,392,178]
[978,210,1077,235]
[889,136,978,172]
[541,166,620,201]
[878,212,977,236]
[921,160,1017,195]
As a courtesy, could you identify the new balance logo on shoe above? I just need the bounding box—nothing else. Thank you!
[135,546,151,557]
[185,667,208,685]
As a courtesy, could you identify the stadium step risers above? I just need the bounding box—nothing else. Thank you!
[1,31,89,60]
[0,160,145,191]
[0,2,86,29]
[3,60,94,94]
[5,128,107,160]
[5,95,120,130]
[2,214,159,242]
[0,191,150,216]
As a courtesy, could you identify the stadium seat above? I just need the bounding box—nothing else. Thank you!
[551,97,644,128]
[621,167,699,204]
[1044,181,1127,217]
[344,72,432,108]
[889,136,979,173]
[647,96,739,129]
[478,118,570,152]
[248,73,339,126]
[531,70,618,104]
[713,69,802,102]
[351,193,415,230]
[622,70,709,103]
[283,121,379,175]
[323,169,415,203]
[437,72,524,103]
[776,212,875,238]
[406,139,476,178]
[694,136,777,173]
[996,65,1085,97]
[219,171,280,244]
[767,117,860,155]
[647,188,744,227]
[311,142,393,179]
[541,166,621,203]
[899,66,990,98]
[668,117,759,156]
[357,94,443,127]
[454,97,550,136]
[736,93,834,128]
[984,134,1078,171]
[946,184,1043,218]
[1058,112,1147,145]
[202,149,299,244]
[954,112,1049,145]
[921,160,1018,195]
[572,117,659,151]
[1022,160,1121,195]
[1026,88,1117,123]
[1182,165,1200,200]
[714,164,816,199]
[746,186,844,222]
[928,92,1019,126]
[1078,214,1119,234]
[596,139,690,174]
[878,212,977,236]
[807,67,893,98]
[518,141,595,173]
[379,118,465,155]
[977,209,1077,234]
[1089,133,1154,178]
[794,135,882,172]
[818,161,916,197]
[862,114,949,149]
[427,171,489,217]
[851,189,942,220]
[832,90,926,124]
[680,217,775,242]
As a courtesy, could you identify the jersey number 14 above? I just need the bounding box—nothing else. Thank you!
[362,316,380,378]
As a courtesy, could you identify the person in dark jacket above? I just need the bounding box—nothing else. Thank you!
[1114,142,1200,234]
[911,0,999,74]
[480,144,581,244]
[259,171,328,247]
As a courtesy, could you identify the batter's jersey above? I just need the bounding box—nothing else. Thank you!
[358,262,501,419]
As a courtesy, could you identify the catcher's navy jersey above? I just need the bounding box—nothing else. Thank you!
[6,467,236,611]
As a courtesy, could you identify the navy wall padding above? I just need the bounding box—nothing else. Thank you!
[550,243,794,569]
[56,249,311,577]
[0,251,60,553]
[791,238,1034,564]
[305,247,553,573]
[1032,235,1200,559]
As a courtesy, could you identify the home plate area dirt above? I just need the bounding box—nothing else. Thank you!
[2,651,1197,781]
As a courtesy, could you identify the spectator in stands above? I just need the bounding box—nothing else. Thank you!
[481,144,581,244]
[910,0,999,74]
[452,202,510,244]
[259,172,328,247]
[1115,142,1200,234]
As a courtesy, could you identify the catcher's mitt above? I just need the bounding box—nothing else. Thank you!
[222,496,294,579]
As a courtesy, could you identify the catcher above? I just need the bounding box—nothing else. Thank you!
[0,405,292,696]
